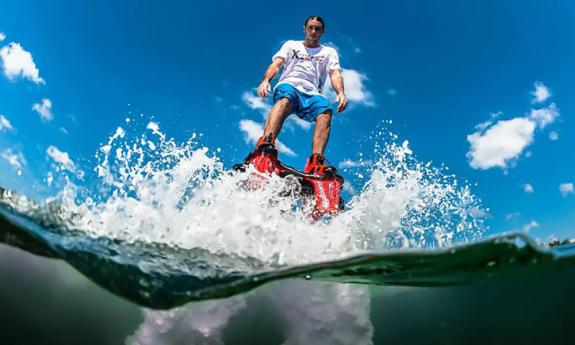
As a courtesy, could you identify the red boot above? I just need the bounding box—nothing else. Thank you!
[255,133,276,154]
[304,153,331,175]
[244,133,279,174]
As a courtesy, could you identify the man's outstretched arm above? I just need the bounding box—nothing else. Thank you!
[257,57,285,98]
[329,69,347,112]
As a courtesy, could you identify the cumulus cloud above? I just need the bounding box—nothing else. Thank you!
[287,116,312,131]
[549,131,559,141]
[559,183,574,197]
[467,89,559,171]
[1,148,27,175]
[0,114,14,132]
[238,119,296,157]
[523,183,534,194]
[338,36,362,55]
[529,103,559,129]
[46,145,84,178]
[32,98,54,121]
[467,117,535,170]
[242,90,310,131]
[522,220,539,233]
[505,212,520,221]
[0,32,5,42]
[242,91,271,113]
[338,159,373,169]
[531,82,551,104]
[0,42,45,84]
[342,69,374,106]
[325,68,374,107]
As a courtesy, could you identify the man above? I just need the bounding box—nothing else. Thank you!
[251,16,347,175]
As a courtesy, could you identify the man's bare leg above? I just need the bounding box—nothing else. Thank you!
[261,98,292,141]
[311,111,332,155]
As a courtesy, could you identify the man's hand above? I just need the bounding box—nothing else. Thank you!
[336,93,347,112]
[258,58,284,98]
[257,80,271,98]
[329,69,346,112]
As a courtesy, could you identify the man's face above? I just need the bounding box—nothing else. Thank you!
[303,19,324,43]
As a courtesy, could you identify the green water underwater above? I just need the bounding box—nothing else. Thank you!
[1,188,574,344]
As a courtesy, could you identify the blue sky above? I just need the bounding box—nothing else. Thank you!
[0,0,574,240]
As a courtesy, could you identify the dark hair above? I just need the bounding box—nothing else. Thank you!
[304,16,325,30]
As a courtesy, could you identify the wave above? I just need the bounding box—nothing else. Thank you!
[3,121,549,309]
[2,185,574,310]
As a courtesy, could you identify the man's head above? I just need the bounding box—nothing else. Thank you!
[303,16,325,46]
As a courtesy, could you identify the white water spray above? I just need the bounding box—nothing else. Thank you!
[46,120,486,271]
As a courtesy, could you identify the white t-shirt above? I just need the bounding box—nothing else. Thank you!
[272,40,341,95]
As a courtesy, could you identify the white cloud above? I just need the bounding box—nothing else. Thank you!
[324,41,341,53]
[529,103,559,129]
[32,98,53,121]
[387,88,397,96]
[522,220,539,233]
[0,114,14,132]
[238,119,296,157]
[467,117,535,170]
[1,149,27,175]
[339,36,362,55]
[467,84,561,171]
[0,42,45,84]
[0,32,5,42]
[523,183,534,194]
[531,82,551,104]
[287,116,312,131]
[342,68,374,106]
[46,145,84,178]
[325,68,374,107]
[241,90,310,131]
[559,183,574,197]
[549,131,559,141]
[473,120,493,132]
[242,91,271,113]
[338,159,373,169]
[505,212,520,221]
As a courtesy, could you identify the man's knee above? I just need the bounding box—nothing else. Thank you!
[315,110,332,124]
[275,98,292,111]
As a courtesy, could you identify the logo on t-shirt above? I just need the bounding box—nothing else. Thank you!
[292,49,325,63]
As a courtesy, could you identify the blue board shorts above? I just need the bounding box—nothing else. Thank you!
[272,83,333,122]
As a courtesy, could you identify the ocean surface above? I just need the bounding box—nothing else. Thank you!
[1,123,574,344]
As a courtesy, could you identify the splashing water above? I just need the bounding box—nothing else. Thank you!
[37,120,486,272]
